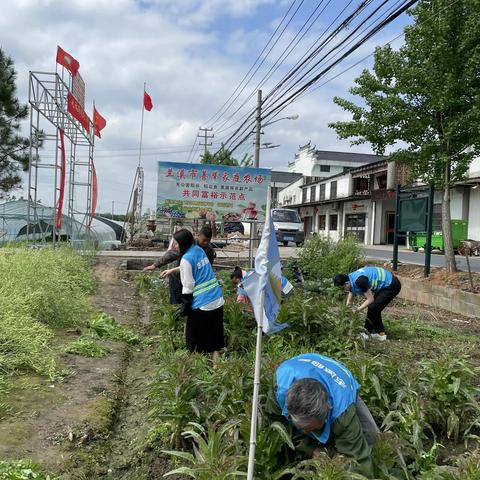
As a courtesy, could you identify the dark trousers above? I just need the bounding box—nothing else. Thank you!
[365,276,401,333]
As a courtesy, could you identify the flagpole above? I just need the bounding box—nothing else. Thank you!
[246,190,271,480]
[138,81,146,167]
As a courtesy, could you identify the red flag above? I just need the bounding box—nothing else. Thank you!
[56,128,66,229]
[144,91,153,111]
[56,46,80,76]
[89,163,98,227]
[93,105,107,138]
[68,93,90,133]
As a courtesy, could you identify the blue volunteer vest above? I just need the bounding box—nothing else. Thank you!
[276,353,360,444]
[183,245,223,309]
[349,266,393,295]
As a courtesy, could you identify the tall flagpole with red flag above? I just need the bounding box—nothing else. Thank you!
[138,82,146,167]
[138,82,153,167]
[123,83,152,241]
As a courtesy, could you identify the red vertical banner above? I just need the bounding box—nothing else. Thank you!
[89,163,98,227]
[56,128,66,229]
[67,93,91,133]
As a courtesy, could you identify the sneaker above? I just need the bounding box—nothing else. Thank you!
[371,333,387,342]
[358,332,370,340]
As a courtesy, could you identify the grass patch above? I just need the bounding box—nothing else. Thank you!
[64,337,111,358]
[0,247,95,380]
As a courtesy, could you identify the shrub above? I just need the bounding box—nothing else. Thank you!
[297,235,364,283]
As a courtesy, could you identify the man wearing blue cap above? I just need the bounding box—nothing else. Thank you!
[276,353,378,478]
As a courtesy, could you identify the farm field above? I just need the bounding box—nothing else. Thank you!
[0,245,479,479]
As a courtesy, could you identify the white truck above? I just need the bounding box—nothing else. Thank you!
[242,208,305,246]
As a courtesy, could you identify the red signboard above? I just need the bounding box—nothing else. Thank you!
[72,71,85,109]
[56,128,66,229]
[67,93,90,133]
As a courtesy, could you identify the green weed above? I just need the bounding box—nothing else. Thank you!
[89,313,140,345]
[0,459,58,479]
[64,337,111,358]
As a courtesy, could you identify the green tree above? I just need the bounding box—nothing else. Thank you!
[0,48,32,197]
[200,144,253,167]
[329,0,480,272]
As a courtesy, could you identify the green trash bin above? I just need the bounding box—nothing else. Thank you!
[409,220,468,252]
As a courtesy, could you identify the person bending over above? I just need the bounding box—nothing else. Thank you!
[333,266,401,341]
[276,353,379,478]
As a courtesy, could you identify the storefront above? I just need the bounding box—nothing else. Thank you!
[343,200,372,245]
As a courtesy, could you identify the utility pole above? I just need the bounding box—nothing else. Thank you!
[198,127,214,156]
[254,89,262,168]
[111,200,114,218]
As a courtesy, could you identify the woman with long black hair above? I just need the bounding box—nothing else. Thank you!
[173,229,225,358]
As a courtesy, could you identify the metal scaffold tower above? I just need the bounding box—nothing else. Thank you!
[27,70,94,244]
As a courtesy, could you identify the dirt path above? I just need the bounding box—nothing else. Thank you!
[0,257,176,478]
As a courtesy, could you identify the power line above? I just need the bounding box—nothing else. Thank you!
[261,0,417,123]
[219,0,376,152]
[298,0,462,100]
[218,0,369,147]
[226,0,417,154]
[211,0,330,136]
[206,0,304,129]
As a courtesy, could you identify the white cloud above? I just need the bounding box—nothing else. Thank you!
[1,0,408,213]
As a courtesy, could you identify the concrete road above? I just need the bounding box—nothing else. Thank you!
[363,245,480,273]
[98,244,480,272]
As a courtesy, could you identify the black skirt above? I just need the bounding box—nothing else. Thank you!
[185,305,224,353]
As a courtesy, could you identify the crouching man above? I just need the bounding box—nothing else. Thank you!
[276,353,379,478]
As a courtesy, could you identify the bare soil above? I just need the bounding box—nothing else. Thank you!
[382,261,480,293]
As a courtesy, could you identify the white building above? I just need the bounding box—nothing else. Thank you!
[279,155,480,246]
[288,142,383,177]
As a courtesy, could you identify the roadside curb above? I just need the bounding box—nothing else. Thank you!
[397,274,480,318]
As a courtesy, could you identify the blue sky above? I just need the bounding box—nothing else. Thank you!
[1,0,413,214]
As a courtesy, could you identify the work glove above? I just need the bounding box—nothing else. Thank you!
[176,293,193,318]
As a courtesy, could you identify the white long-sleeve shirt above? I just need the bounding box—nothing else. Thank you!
[179,258,224,311]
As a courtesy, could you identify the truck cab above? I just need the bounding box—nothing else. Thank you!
[272,208,304,246]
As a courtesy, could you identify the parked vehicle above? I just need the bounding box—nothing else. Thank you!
[271,208,304,246]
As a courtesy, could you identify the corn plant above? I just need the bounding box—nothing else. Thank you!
[419,357,480,441]
[149,351,210,448]
[163,421,247,479]
[278,453,368,480]
[223,300,256,353]
[382,380,434,452]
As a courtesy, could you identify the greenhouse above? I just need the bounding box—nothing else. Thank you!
[0,199,124,248]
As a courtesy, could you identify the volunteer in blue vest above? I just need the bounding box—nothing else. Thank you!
[333,266,401,341]
[173,229,225,357]
[230,266,294,306]
[276,353,379,478]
